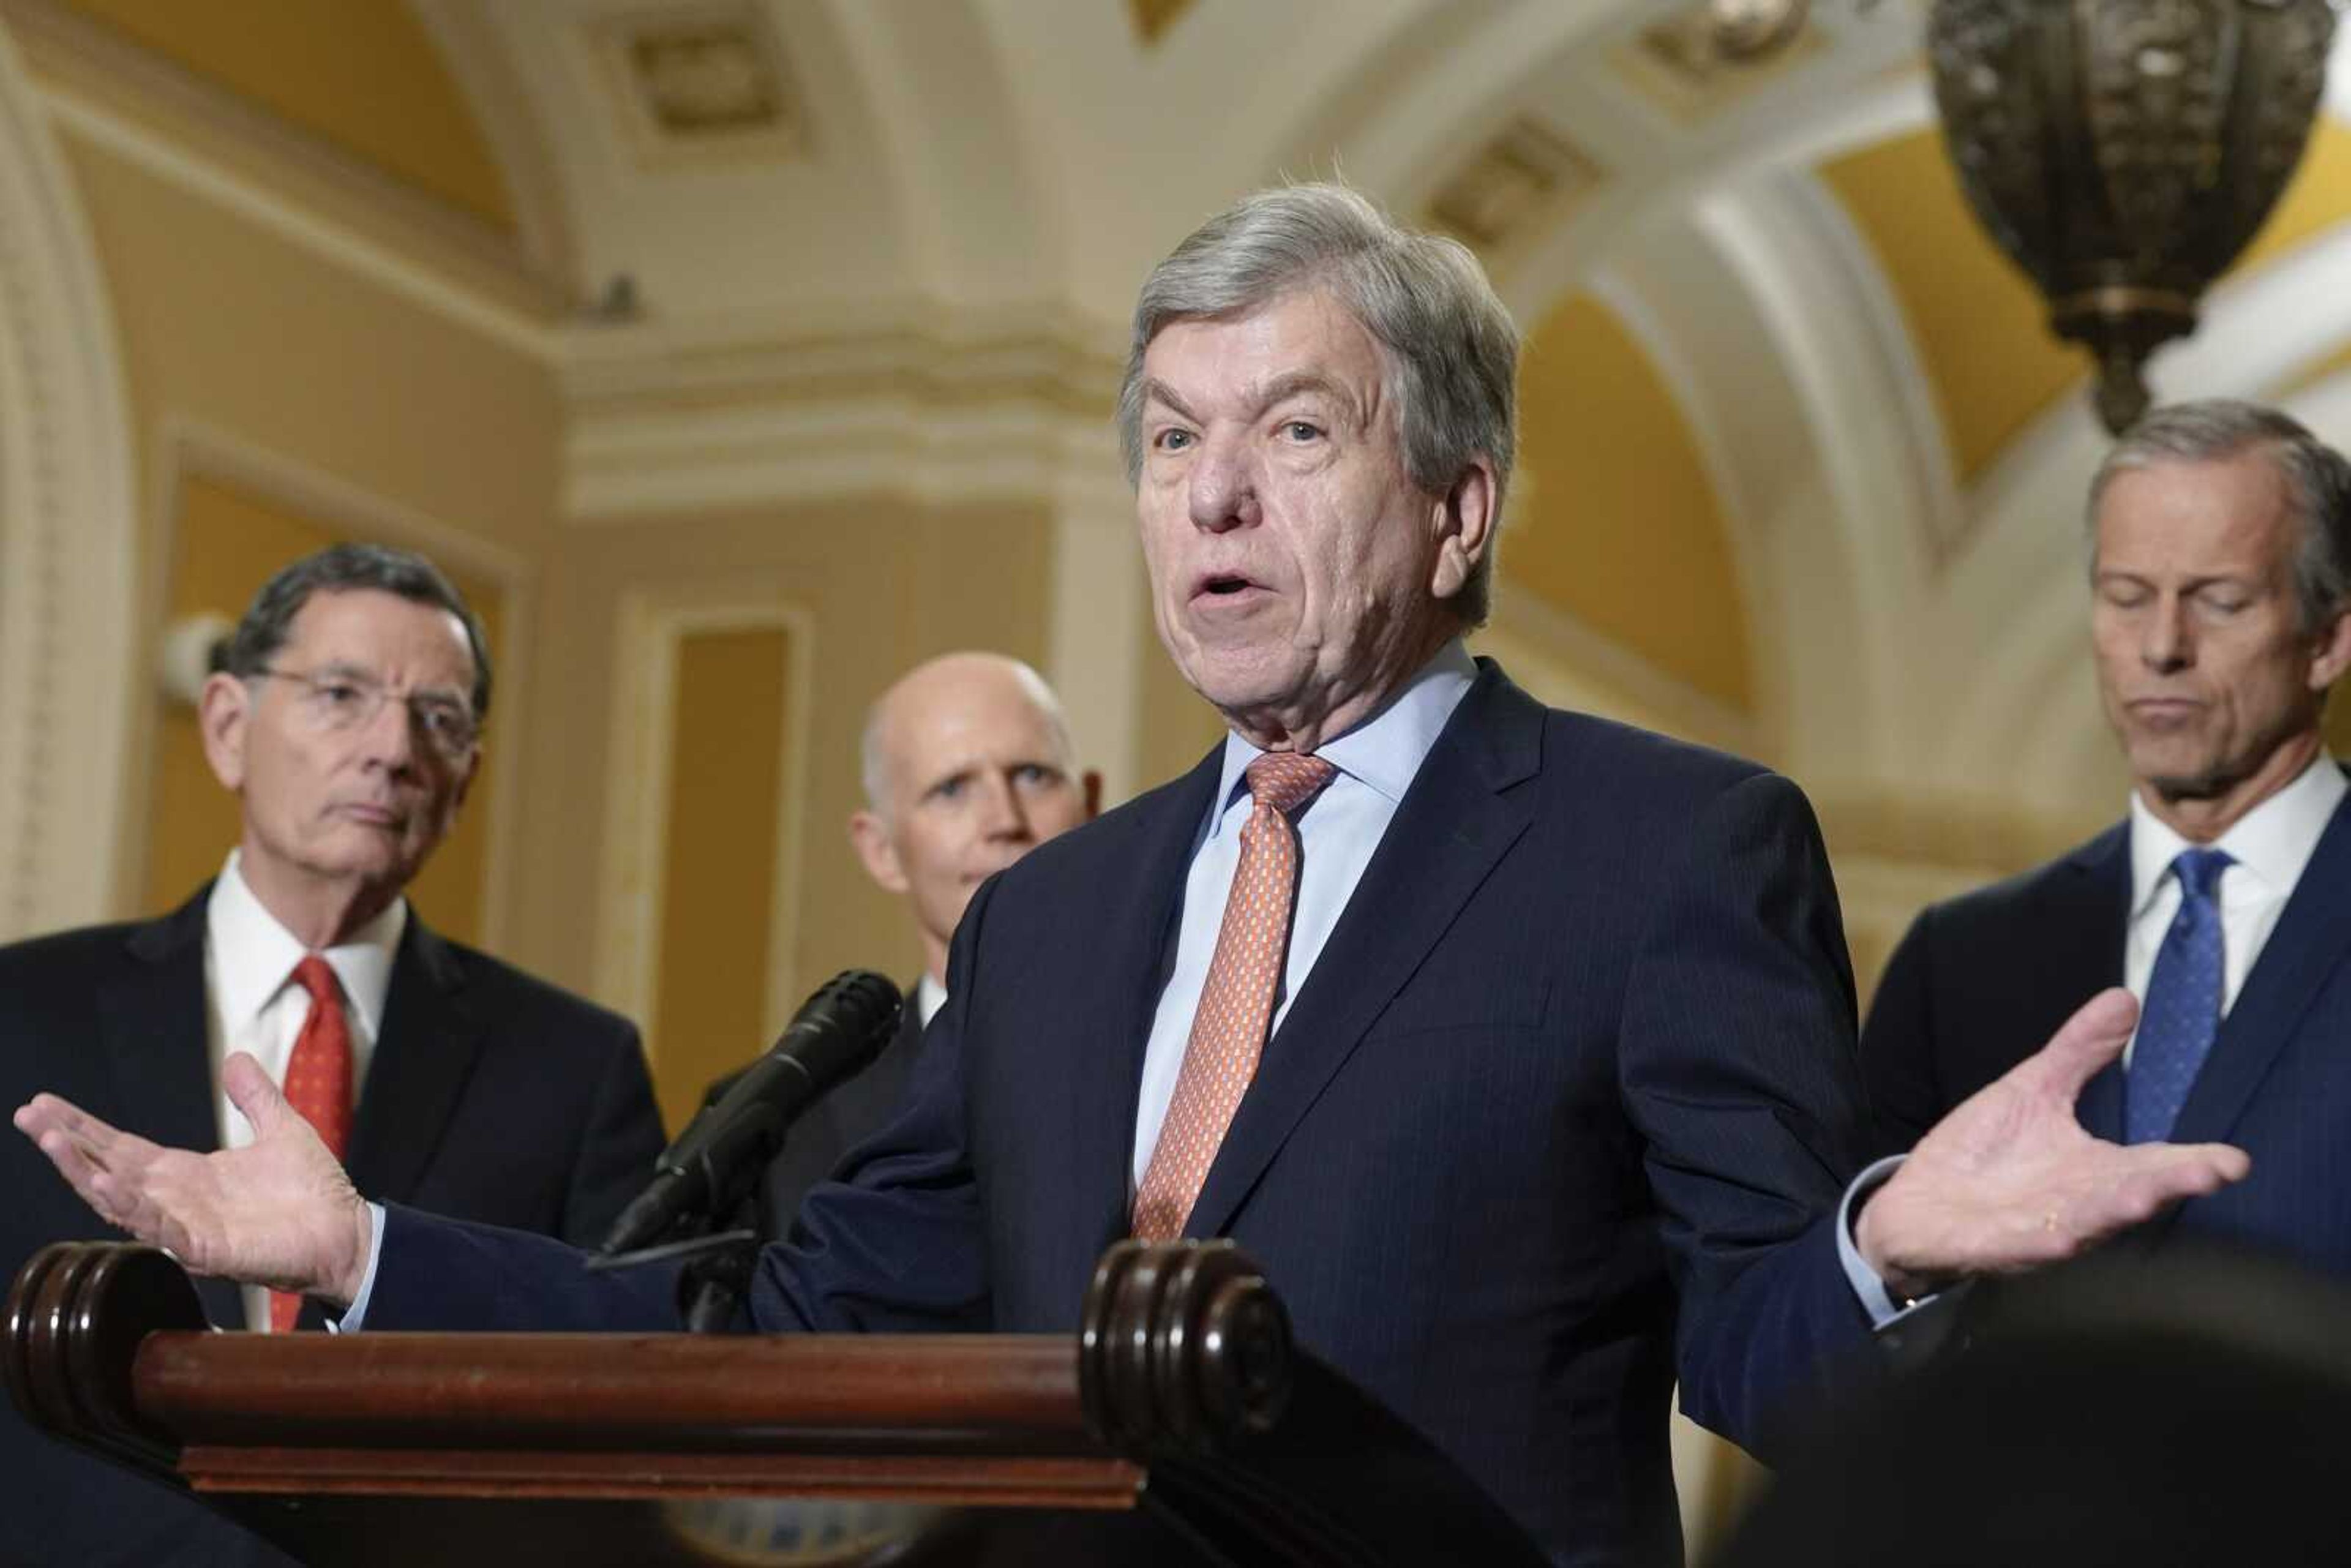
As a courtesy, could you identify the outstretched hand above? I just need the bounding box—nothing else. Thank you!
[1856,987,2250,1301]
[13,1051,374,1308]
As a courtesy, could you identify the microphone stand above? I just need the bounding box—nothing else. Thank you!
[677,1193,761,1333]
[582,1219,762,1337]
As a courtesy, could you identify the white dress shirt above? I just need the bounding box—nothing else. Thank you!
[2122,753,2345,1059]
[914,973,947,1028]
[205,851,403,1329]
[1130,640,1477,1187]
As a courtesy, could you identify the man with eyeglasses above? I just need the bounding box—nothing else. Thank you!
[0,542,664,1567]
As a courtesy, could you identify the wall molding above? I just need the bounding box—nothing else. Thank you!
[594,594,817,1059]
[0,13,135,937]
[561,309,1126,521]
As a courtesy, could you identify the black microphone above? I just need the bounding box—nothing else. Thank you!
[599,969,902,1256]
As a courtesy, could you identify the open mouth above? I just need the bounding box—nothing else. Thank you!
[1193,572,1263,602]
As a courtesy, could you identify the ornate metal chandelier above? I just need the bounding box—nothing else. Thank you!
[1928,0,2338,433]
[1708,0,2339,434]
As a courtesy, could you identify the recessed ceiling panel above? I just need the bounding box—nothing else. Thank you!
[1427,116,1605,264]
[1611,0,1826,122]
[588,1,806,168]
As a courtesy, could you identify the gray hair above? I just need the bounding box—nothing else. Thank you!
[858,655,1074,816]
[1114,182,1518,626]
[2088,398,2351,634]
[220,542,493,720]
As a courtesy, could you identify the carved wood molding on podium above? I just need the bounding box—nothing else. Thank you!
[6,1238,1550,1568]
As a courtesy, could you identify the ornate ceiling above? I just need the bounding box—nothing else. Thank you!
[14,0,2351,843]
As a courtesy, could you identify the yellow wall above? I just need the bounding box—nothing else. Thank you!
[1510,291,1754,712]
[58,0,514,228]
[143,475,502,944]
[649,628,793,1130]
[1821,130,2082,487]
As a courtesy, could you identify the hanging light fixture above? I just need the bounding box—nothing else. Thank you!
[1929,0,2339,433]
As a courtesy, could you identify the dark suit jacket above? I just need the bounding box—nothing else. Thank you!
[368,664,1879,1567]
[1862,790,2351,1270]
[0,889,666,1568]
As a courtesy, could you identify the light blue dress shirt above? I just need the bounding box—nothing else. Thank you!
[1129,639,1479,1186]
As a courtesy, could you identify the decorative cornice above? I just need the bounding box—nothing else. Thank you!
[561,308,1129,519]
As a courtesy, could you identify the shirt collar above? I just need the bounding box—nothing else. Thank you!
[915,973,948,1026]
[206,851,407,1037]
[2128,752,2346,919]
[1205,639,1479,838]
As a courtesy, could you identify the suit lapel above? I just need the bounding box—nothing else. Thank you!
[1183,664,1539,1240]
[2053,827,2131,1142]
[2168,793,2351,1147]
[100,893,222,1156]
[99,889,242,1326]
[1062,750,1225,1256]
[342,918,486,1204]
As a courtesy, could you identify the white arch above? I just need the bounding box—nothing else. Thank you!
[0,18,137,937]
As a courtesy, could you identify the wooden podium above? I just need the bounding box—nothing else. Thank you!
[6,1237,1547,1567]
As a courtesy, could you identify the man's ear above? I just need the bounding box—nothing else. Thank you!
[197,672,252,793]
[1428,456,1498,604]
[2311,606,2351,693]
[848,809,909,895]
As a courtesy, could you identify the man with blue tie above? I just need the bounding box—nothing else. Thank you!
[1864,399,2351,1275]
[18,187,2248,1568]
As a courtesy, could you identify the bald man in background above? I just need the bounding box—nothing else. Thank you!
[723,652,1089,1229]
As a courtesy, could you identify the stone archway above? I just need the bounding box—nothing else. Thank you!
[0,18,137,938]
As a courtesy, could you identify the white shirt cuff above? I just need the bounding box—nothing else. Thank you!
[1835,1153,1937,1328]
[325,1200,388,1333]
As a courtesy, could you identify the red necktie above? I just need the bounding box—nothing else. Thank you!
[270,956,351,1333]
[1133,752,1336,1242]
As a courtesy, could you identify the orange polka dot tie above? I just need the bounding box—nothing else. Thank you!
[270,956,352,1333]
[1133,751,1337,1242]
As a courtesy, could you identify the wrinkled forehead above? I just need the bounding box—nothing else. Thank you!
[283,588,476,688]
[2093,455,2300,576]
[1141,290,1391,410]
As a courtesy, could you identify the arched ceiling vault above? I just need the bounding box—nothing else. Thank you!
[23,0,2351,832]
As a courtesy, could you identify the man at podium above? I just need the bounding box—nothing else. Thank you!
[17,184,2248,1567]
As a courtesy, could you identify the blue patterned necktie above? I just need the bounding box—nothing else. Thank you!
[2125,846,2233,1144]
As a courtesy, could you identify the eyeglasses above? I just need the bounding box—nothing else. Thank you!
[252,668,479,758]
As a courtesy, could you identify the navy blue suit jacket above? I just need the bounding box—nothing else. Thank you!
[370,664,1877,1567]
[0,891,666,1568]
[1862,788,2351,1266]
